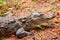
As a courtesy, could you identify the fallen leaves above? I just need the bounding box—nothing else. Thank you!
[54,19,59,23]
[52,29,60,35]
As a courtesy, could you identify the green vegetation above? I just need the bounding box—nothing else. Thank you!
[0,0,5,6]
[38,34,41,40]
[33,0,38,4]
[0,9,4,12]
[0,0,20,17]
[47,6,60,12]
[15,0,20,10]
[0,0,5,13]
[36,25,45,29]
[0,14,8,17]
[0,0,7,16]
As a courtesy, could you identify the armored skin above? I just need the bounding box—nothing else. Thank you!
[0,12,56,38]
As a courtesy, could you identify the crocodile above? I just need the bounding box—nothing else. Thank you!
[0,11,56,38]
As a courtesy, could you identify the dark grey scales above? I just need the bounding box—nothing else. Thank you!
[0,12,56,38]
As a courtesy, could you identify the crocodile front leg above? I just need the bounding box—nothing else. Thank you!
[16,27,34,38]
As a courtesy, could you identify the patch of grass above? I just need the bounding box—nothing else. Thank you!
[38,34,41,40]
[47,6,60,13]
[0,0,5,6]
[33,0,38,4]
[0,14,8,17]
[36,25,45,30]
[0,9,4,12]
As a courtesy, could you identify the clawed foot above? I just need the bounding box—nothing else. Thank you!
[16,28,34,38]
[24,31,34,36]
[16,31,34,38]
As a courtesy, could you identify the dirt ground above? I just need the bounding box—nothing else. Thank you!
[1,0,60,40]
[3,27,60,40]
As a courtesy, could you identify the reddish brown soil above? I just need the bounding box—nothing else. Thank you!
[2,0,60,40]
[3,26,60,40]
